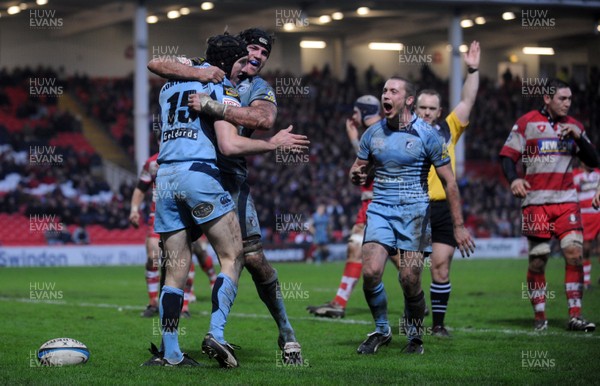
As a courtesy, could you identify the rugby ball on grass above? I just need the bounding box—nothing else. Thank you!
[38,338,90,366]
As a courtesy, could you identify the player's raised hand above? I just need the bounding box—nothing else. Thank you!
[464,40,480,69]
[196,65,225,83]
[510,178,530,198]
[269,125,310,151]
[454,224,476,258]
[346,118,359,142]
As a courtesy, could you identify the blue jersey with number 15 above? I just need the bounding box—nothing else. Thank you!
[157,63,241,165]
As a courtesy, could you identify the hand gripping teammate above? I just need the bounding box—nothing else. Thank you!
[147,29,309,366]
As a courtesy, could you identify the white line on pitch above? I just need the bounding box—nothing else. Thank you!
[2,297,598,339]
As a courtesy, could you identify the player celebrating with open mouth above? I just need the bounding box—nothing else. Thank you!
[351,76,475,355]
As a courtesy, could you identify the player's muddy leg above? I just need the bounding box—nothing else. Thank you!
[244,236,297,344]
[192,239,217,288]
[201,211,244,344]
[362,242,390,334]
[399,250,426,342]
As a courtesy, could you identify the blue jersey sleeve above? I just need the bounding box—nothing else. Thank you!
[357,126,374,160]
[424,128,451,168]
[247,77,277,106]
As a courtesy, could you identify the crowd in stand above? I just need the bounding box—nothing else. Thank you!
[0,67,136,244]
[1,63,599,244]
[253,64,600,242]
[71,74,137,158]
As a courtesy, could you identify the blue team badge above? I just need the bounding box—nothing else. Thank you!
[237,83,249,94]
[404,138,421,157]
[219,195,232,206]
[249,217,257,227]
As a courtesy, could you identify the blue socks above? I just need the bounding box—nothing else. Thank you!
[159,285,184,364]
[209,273,238,344]
[364,282,389,334]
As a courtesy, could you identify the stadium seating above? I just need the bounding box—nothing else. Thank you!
[2,65,599,246]
[49,133,96,154]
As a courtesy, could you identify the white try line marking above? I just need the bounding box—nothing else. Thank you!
[2,297,598,339]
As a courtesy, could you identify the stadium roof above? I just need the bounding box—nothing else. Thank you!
[3,0,599,51]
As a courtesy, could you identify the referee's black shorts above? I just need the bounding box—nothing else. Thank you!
[430,200,457,247]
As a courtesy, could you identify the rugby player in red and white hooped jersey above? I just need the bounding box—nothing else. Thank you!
[500,78,599,332]
[129,153,217,318]
[129,152,161,317]
[573,163,600,289]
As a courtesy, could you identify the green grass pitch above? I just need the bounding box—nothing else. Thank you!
[2,257,599,385]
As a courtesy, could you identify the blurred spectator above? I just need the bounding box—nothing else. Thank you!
[72,224,90,244]
[308,203,331,263]
[45,222,72,245]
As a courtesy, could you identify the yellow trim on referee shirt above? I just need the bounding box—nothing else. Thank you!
[428,111,468,201]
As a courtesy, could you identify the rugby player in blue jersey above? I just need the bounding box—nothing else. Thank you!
[143,34,308,368]
[148,29,307,366]
[350,76,475,355]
